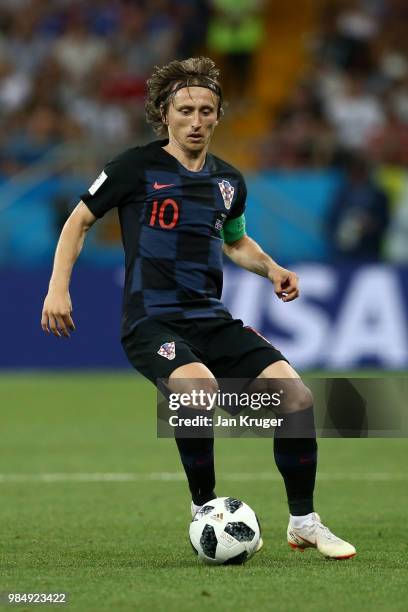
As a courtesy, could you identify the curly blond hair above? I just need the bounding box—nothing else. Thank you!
[145,57,223,135]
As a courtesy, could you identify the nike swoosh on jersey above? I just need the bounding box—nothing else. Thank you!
[153,181,175,190]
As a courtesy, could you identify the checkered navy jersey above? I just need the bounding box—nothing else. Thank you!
[80,140,247,339]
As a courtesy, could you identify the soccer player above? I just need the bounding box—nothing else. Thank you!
[41,57,355,559]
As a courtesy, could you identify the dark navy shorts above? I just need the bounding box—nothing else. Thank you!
[122,316,288,384]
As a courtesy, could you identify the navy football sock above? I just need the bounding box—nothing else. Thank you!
[273,407,317,516]
[175,436,216,506]
[174,405,215,506]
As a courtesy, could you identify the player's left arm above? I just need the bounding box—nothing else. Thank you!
[223,234,299,303]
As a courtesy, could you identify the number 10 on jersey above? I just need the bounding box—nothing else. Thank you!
[149,199,179,229]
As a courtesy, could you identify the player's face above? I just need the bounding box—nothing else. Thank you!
[165,87,219,153]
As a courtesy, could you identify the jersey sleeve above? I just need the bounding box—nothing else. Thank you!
[221,175,247,243]
[80,151,137,218]
[228,175,247,219]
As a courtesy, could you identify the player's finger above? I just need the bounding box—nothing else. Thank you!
[48,314,61,337]
[41,311,50,333]
[284,284,299,297]
[281,286,298,299]
[284,275,299,291]
[63,312,75,332]
[55,315,70,338]
[274,280,284,295]
[282,288,300,302]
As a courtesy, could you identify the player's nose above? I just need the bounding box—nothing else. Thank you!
[191,111,202,128]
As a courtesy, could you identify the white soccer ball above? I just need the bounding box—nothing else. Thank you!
[189,497,261,565]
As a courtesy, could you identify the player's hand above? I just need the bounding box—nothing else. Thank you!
[41,291,75,338]
[267,265,299,302]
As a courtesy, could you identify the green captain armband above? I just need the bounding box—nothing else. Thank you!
[221,214,246,243]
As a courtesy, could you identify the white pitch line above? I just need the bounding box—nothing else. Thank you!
[0,472,406,483]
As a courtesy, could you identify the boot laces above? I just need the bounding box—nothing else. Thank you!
[303,514,340,542]
[313,521,340,542]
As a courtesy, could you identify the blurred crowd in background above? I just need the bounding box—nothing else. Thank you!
[0,0,407,264]
[260,0,408,262]
[0,0,211,173]
[264,1,408,171]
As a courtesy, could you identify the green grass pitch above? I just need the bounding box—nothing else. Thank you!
[0,373,407,611]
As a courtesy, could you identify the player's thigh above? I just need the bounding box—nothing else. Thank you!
[258,360,299,379]
[168,362,219,409]
[170,362,215,380]
[257,360,313,413]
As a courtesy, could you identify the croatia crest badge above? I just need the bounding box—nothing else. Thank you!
[157,341,176,360]
[218,180,235,210]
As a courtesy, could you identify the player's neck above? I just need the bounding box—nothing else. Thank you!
[163,141,208,173]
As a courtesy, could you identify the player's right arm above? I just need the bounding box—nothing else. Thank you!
[42,148,138,337]
[41,201,96,338]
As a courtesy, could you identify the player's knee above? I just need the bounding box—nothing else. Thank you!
[199,379,219,410]
[249,377,313,414]
[168,377,219,411]
[179,377,218,397]
[289,384,313,413]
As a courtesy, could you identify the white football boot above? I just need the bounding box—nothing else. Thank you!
[287,512,356,559]
[191,502,264,552]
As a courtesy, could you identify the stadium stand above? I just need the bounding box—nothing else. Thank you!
[0,0,407,264]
